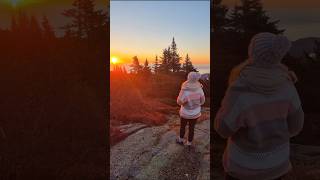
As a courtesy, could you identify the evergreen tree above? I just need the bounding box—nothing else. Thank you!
[213,0,234,64]
[169,37,181,72]
[227,0,285,57]
[143,58,152,75]
[153,55,160,74]
[42,15,55,39]
[229,0,284,39]
[159,48,170,73]
[130,56,142,74]
[213,0,229,33]
[182,54,197,73]
[62,0,108,41]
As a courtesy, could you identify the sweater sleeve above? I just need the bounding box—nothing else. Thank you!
[287,88,304,137]
[200,89,205,105]
[214,87,244,138]
[177,90,187,106]
[287,107,304,137]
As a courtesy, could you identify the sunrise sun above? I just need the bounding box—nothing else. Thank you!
[111,57,119,64]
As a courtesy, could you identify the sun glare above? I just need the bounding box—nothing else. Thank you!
[111,57,119,64]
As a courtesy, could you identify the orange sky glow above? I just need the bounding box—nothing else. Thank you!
[110,1,210,70]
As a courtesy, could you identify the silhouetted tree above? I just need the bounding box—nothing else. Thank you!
[62,0,108,44]
[182,54,197,73]
[228,0,284,56]
[230,0,283,35]
[213,0,229,33]
[130,56,142,74]
[153,55,160,74]
[143,59,152,76]
[169,37,181,72]
[159,48,170,73]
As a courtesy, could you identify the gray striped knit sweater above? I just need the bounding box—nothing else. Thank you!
[214,65,304,180]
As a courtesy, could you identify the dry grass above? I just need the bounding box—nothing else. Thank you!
[110,72,175,126]
[110,72,179,145]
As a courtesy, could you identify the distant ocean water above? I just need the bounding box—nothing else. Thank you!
[194,64,210,74]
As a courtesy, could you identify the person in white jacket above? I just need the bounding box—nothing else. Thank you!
[176,72,206,146]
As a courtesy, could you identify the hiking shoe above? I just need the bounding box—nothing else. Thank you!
[186,141,192,146]
[186,141,195,151]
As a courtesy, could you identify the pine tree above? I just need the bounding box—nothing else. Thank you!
[182,54,197,73]
[228,0,285,56]
[143,58,152,75]
[130,56,142,74]
[159,48,170,73]
[42,15,55,39]
[153,55,160,74]
[229,0,284,39]
[62,0,108,41]
[169,37,181,72]
[213,0,229,33]
[167,46,172,71]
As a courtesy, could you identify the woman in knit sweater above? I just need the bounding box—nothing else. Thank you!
[176,72,206,147]
[214,32,304,180]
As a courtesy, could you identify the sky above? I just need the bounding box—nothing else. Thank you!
[222,0,320,40]
[110,1,210,72]
[0,0,107,36]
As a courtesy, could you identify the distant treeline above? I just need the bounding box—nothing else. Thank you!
[113,38,199,76]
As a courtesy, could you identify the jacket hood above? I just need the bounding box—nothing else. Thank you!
[181,81,203,91]
[239,65,292,95]
[248,32,292,68]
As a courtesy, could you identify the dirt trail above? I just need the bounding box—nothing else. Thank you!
[110,108,210,180]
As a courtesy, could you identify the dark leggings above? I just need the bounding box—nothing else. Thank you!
[225,174,284,180]
[179,117,197,142]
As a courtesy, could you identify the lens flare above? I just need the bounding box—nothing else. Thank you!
[111,57,119,64]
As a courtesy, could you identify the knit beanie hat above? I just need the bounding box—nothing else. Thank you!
[181,72,202,90]
[187,72,201,83]
[248,32,292,67]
